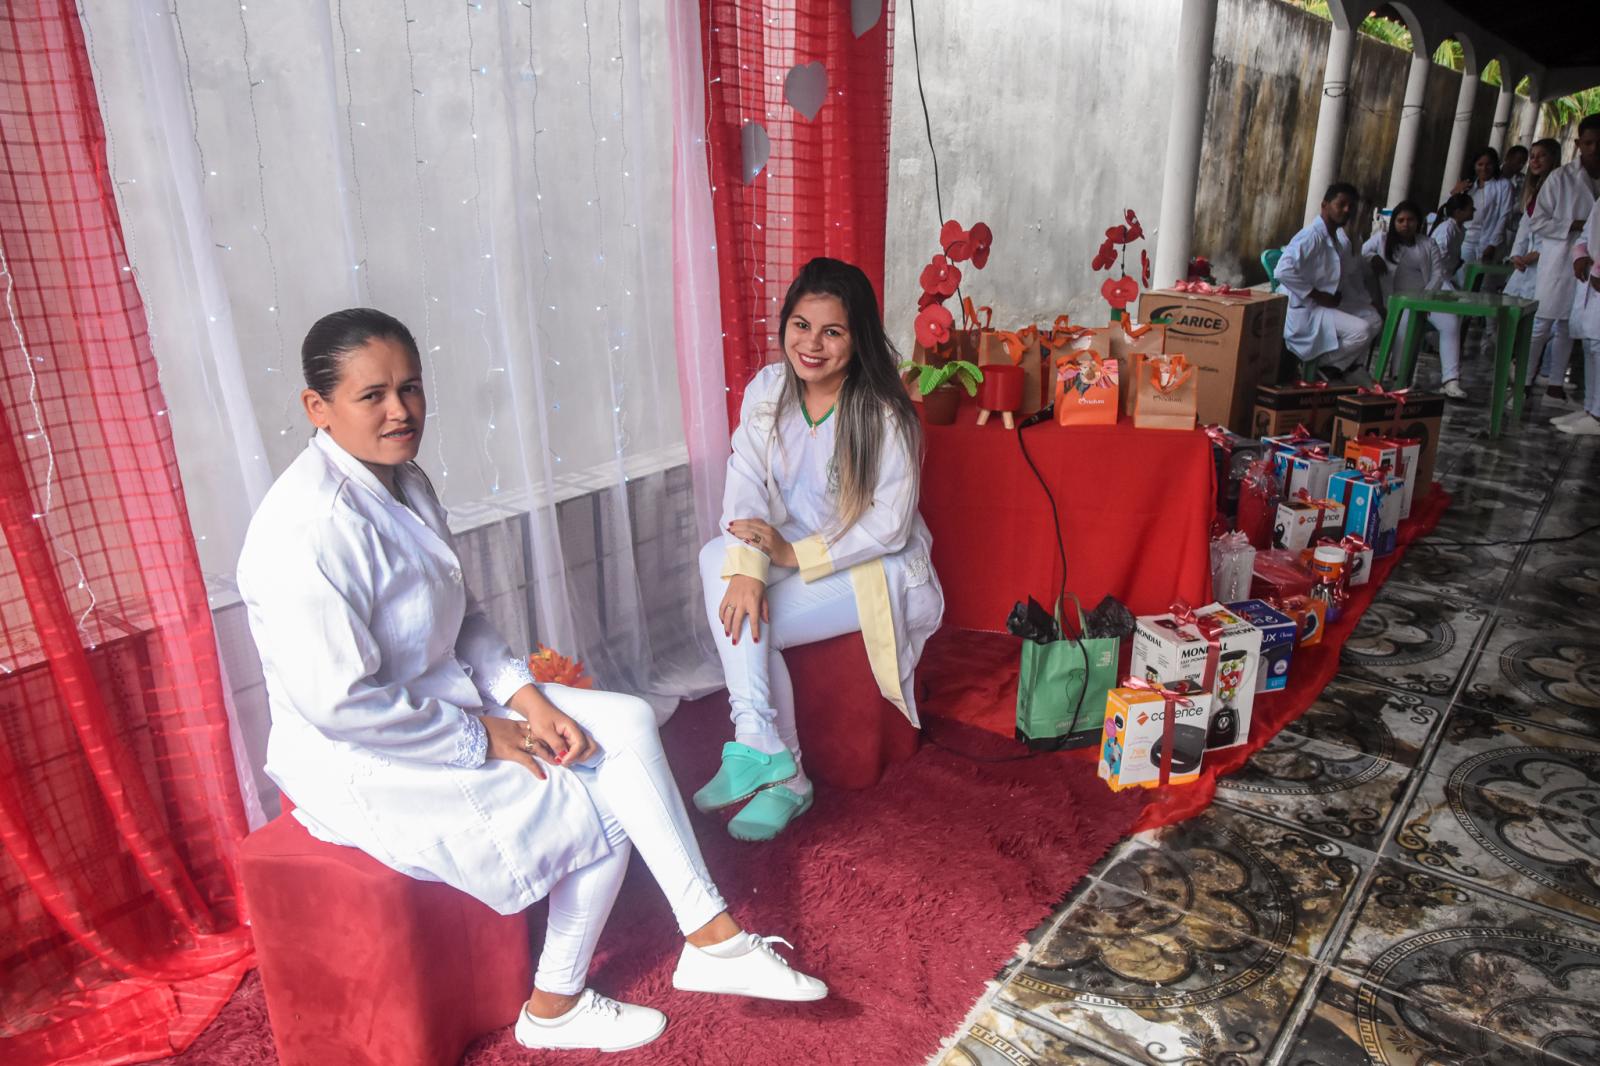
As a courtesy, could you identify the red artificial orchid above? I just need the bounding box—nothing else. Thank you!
[968,222,993,268]
[914,302,955,349]
[1104,224,1129,244]
[1092,238,1117,272]
[940,220,972,262]
[919,254,962,299]
[916,289,943,311]
[1125,209,1144,242]
[1141,249,1151,288]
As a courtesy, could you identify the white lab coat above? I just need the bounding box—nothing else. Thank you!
[237,431,612,914]
[1462,176,1514,261]
[1529,160,1600,316]
[1360,229,1446,301]
[718,363,943,725]
[1276,216,1357,360]
[1570,197,1600,341]
[1503,207,1539,302]
[1431,218,1466,280]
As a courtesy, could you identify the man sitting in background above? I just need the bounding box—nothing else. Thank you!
[1276,182,1380,386]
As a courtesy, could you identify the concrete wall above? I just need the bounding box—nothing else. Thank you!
[883,0,1532,347]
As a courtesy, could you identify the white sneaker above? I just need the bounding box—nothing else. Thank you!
[1552,409,1590,427]
[1441,380,1469,400]
[1558,414,1600,436]
[671,932,828,1002]
[514,990,667,1052]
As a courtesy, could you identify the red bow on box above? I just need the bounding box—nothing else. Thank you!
[1358,385,1411,406]
[1292,379,1330,390]
[1120,676,1199,788]
[1339,534,1370,554]
[1170,279,1251,297]
[1167,600,1224,690]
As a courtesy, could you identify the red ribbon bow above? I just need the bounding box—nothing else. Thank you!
[1292,379,1330,390]
[1340,534,1370,553]
[1358,385,1411,407]
[1203,424,1234,453]
[1171,280,1251,297]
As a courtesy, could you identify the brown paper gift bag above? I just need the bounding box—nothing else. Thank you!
[978,324,1047,416]
[1133,353,1198,430]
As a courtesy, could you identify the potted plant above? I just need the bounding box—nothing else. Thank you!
[908,218,994,406]
[901,358,984,425]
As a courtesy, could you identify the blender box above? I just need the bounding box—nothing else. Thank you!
[1225,599,1296,692]
[1328,470,1386,544]
[1287,453,1344,499]
[1131,604,1263,752]
[1098,687,1217,790]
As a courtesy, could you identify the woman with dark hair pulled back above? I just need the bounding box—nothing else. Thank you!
[237,308,826,1055]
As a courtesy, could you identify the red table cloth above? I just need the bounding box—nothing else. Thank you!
[919,403,1216,632]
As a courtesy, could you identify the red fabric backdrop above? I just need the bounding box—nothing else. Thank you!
[700,0,896,426]
[0,4,252,1063]
[919,405,1216,631]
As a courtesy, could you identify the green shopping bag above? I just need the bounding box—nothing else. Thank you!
[1016,596,1121,750]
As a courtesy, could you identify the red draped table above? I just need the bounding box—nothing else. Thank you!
[919,403,1216,630]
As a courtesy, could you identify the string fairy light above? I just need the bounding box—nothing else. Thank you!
[463,0,503,496]
[0,239,100,649]
[524,0,565,467]
[400,0,449,481]
[580,0,630,471]
[333,0,375,297]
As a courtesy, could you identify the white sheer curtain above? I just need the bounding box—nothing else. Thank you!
[78,0,723,724]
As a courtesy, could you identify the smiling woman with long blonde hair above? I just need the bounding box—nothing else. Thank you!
[695,258,945,842]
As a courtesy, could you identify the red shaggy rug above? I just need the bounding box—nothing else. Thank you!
[163,698,1141,1066]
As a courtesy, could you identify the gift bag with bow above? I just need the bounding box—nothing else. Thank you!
[1133,353,1197,430]
[1054,347,1120,427]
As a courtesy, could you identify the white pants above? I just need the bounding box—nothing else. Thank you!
[1314,306,1381,372]
[532,685,728,996]
[698,538,861,767]
[1525,317,1573,386]
[1396,309,1464,383]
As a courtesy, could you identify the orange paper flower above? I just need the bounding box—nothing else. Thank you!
[528,645,595,689]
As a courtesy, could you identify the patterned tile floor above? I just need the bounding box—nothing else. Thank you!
[934,347,1600,1065]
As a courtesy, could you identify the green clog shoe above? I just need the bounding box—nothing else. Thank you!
[692,743,798,813]
[727,785,813,842]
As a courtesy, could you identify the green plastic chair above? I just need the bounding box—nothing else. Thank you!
[1260,248,1283,292]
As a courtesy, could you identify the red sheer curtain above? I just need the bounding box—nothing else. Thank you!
[0,3,253,1063]
[700,0,897,428]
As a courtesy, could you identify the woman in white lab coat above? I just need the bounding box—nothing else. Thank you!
[1556,196,1600,435]
[697,258,944,842]
[1365,201,1465,398]
[1505,138,1576,395]
[1452,146,1515,274]
[237,309,825,1056]
[1430,193,1474,282]
[1524,118,1600,400]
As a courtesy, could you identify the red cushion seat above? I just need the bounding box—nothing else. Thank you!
[240,810,533,1066]
[785,632,920,790]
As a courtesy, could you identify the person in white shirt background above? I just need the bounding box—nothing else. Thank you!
[1274,181,1382,385]
[1429,193,1475,283]
[1451,146,1515,279]
[1505,138,1575,399]
[237,309,826,1057]
[1523,116,1600,403]
[1556,193,1600,435]
[698,257,944,843]
[1364,200,1465,398]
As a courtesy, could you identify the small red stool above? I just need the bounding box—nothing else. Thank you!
[786,633,921,790]
[240,810,533,1066]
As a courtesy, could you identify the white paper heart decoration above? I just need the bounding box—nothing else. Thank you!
[851,0,881,38]
[784,62,828,122]
[741,121,770,184]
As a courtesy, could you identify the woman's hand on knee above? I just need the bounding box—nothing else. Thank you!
[720,575,769,645]
[483,715,552,779]
[727,518,796,569]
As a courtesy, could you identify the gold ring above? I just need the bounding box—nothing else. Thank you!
[521,730,535,754]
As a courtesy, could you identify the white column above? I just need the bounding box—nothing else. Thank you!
[1303,25,1355,225]
[1489,80,1514,155]
[1386,52,1431,208]
[1151,0,1219,290]
[1440,68,1479,202]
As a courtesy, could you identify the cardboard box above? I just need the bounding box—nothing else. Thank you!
[1226,599,1296,692]
[1376,476,1406,556]
[1329,470,1387,546]
[1252,382,1360,440]
[1138,288,1288,433]
[1384,437,1422,520]
[1207,427,1265,516]
[1329,392,1444,501]
[1098,687,1216,790]
[1343,438,1400,478]
[1130,605,1262,752]
[1288,453,1345,499]
[1274,499,1345,553]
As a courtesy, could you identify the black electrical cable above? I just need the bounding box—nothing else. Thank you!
[904,0,944,226]
[1415,520,1600,550]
